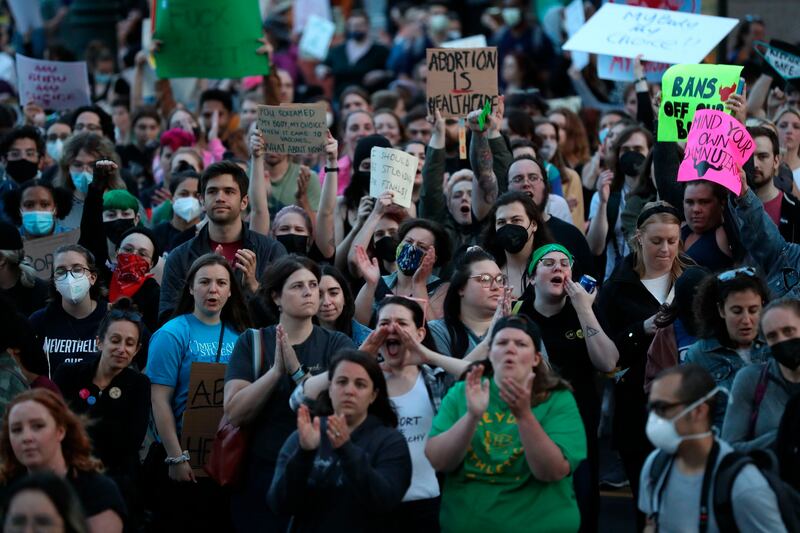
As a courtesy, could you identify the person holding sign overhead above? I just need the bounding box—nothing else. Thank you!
[145,253,250,531]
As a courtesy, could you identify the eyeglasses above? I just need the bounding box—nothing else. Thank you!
[538,258,572,269]
[54,266,93,281]
[119,244,152,261]
[469,273,507,288]
[717,266,756,282]
[646,400,685,417]
[46,132,70,142]
[509,174,544,185]
[70,161,96,173]
[75,123,102,132]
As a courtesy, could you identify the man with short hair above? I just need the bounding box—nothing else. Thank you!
[0,126,45,223]
[116,106,161,185]
[639,364,786,532]
[158,161,286,322]
[200,89,238,145]
[749,126,800,243]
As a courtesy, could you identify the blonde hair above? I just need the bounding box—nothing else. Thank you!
[630,200,689,282]
[0,249,37,288]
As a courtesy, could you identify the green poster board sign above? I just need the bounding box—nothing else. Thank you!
[657,63,743,142]
[154,0,270,79]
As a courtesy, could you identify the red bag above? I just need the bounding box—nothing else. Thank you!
[204,329,265,487]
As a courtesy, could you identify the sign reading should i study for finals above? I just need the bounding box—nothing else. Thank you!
[181,362,227,477]
[257,102,327,154]
[426,47,499,118]
[657,63,743,142]
[369,147,418,208]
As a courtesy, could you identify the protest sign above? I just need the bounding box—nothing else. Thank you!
[257,103,327,154]
[754,41,800,80]
[604,0,700,14]
[441,35,488,49]
[293,0,332,35]
[597,54,671,82]
[7,0,43,34]
[564,0,589,71]
[23,230,81,280]
[181,362,226,476]
[154,0,269,79]
[657,63,742,141]
[369,147,418,208]
[298,14,336,61]
[426,47,499,118]
[16,55,90,111]
[677,109,754,196]
[562,3,737,65]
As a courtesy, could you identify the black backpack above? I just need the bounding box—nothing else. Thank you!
[649,445,800,532]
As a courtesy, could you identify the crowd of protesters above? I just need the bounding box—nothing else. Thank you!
[0,1,798,532]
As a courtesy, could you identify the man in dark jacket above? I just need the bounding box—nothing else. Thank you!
[158,161,286,323]
[748,126,800,243]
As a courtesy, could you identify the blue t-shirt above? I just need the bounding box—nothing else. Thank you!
[145,314,240,431]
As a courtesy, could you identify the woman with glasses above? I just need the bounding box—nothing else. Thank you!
[425,316,586,533]
[428,248,510,359]
[29,245,106,376]
[53,298,150,528]
[520,243,619,533]
[596,201,688,528]
[684,266,771,427]
[111,227,161,334]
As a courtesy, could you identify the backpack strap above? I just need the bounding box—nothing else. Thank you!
[648,450,674,525]
[712,451,752,533]
[747,363,772,440]
[252,328,266,378]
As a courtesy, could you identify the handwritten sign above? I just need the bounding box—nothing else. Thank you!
[563,4,737,65]
[298,14,335,61]
[597,54,671,82]
[604,0,700,14]
[441,35,488,49]
[369,147,418,208]
[181,362,226,476]
[755,41,800,80]
[154,0,269,79]
[7,0,43,34]
[426,47,499,118]
[564,0,589,71]
[657,63,742,141]
[257,103,327,154]
[23,230,81,280]
[292,0,332,35]
[677,109,754,195]
[16,55,90,111]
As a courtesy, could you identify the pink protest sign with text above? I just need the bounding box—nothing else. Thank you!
[16,54,90,111]
[677,109,754,196]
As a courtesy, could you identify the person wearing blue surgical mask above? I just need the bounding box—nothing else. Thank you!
[2,180,73,240]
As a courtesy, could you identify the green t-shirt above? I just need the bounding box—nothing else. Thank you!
[268,162,321,219]
[429,380,586,533]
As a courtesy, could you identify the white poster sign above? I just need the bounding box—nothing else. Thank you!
[368,147,418,208]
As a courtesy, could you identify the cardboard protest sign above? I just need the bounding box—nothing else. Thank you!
[563,4,737,65]
[257,103,327,154]
[180,363,227,476]
[154,0,269,79]
[754,41,800,80]
[677,109,754,196]
[657,63,743,141]
[426,47,499,118]
[564,0,589,71]
[441,35,488,49]
[16,55,90,111]
[369,147,418,208]
[298,14,336,61]
[23,230,81,280]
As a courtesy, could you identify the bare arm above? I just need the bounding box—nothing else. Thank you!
[565,280,619,372]
[746,74,773,118]
[247,131,270,236]
[150,385,182,459]
[223,369,283,428]
[586,172,612,255]
[335,197,373,274]
[353,245,382,325]
[314,132,339,258]
[516,410,571,481]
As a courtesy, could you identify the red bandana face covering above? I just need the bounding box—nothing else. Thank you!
[109,253,153,302]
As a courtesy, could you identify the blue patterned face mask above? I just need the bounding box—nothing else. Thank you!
[395,242,425,276]
[70,170,93,194]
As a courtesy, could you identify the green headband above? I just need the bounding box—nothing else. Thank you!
[103,189,139,212]
[527,243,573,275]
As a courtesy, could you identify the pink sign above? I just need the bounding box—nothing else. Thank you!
[677,109,754,196]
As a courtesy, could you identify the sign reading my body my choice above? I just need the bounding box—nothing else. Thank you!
[426,47,499,118]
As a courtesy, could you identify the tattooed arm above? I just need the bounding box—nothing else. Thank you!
[467,108,498,221]
[565,279,620,372]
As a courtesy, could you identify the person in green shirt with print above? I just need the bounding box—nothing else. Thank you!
[426,315,587,533]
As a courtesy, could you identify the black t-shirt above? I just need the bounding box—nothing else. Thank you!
[70,470,127,520]
[152,221,195,254]
[0,277,49,317]
[29,301,107,374]
[225,326,355,463]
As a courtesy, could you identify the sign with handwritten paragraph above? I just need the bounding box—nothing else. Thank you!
[16,55,90,110]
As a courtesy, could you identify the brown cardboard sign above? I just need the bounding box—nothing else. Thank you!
[426,47,499,118]
[257,102,327,154]
[181,362,227,476]
[22,230,81,280]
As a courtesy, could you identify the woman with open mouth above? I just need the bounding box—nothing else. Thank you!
[684,267,771,428]
[425,315,586,533]
[224,256,355,532]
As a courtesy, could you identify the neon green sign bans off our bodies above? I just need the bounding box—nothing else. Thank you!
[154,0,270,79]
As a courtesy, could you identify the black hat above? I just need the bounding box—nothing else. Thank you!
[489,315,543,352]
[0,220,23,250]
[353,134,392,173]
[119,226,161,269]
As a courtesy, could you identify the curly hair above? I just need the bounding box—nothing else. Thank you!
[0,389,102,483]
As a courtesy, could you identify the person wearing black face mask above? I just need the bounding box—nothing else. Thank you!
[0,126,44,225]
[271,205,332,263]
[319,10,389,101]
[723,298,800,452]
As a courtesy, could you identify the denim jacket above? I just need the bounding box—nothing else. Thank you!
[684,336,770,427]
[731,188,800,298]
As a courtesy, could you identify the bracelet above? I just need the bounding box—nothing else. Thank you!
[164,451,190,465]
[291,366,307,384]
[324,166,339,173]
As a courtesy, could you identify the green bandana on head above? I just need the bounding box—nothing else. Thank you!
[102,189,139,212]
[527,243,573,276]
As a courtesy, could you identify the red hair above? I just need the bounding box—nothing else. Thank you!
[0,389,102,483]
[159,127,196,151]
